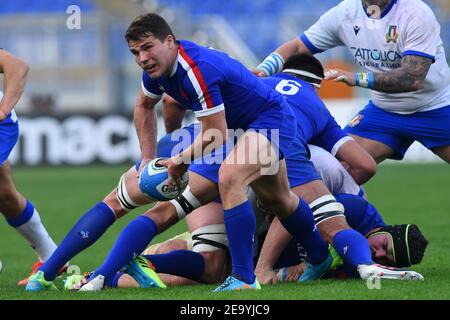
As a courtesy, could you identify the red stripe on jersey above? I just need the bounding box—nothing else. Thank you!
[178,44,214,109]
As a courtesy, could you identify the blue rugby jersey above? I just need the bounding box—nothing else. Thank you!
[142,40,285,130]
[261,73,349,154]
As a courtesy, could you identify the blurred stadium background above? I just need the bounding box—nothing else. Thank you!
[1,0,449,166]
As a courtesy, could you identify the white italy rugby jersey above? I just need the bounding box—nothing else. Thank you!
[301,0,450,114]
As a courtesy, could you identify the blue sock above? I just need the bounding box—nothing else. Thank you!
[93,215,157,286]
[39,202,116,281]
[6,200,34,227]
[333,229,373,267]
[143,250,205,281]
[224,200,256,284]
[280,197,329,265]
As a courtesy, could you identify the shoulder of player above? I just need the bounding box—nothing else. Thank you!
[401,0,437,24]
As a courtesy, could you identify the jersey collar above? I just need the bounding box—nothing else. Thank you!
[170,53,179,77]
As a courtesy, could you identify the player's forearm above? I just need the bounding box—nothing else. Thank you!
[162,95,186,133]
[372,69,426,93]
[177,120,226,163]
[371,55,432,93]
[257,38,311,76]
[0,55,29,116]
[134,103,157,160]
[255,218,292,271]
[276,37,311,61]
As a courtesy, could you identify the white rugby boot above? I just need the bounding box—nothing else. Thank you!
[358,264,424,280]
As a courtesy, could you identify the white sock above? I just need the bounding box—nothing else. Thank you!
[15,209,58,262]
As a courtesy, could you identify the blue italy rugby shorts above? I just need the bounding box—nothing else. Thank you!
[0,116,19,166]
[344,101,450,160]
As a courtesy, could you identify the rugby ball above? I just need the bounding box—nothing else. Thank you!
[139,157,189,201]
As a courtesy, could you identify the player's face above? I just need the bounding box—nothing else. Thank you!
[367,232,395,266]
[128,34,177,78]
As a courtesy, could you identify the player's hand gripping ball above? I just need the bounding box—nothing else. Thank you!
[139,157,189,201]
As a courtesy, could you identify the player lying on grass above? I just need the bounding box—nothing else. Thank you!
[0,49,63,285]
[64,144,428,289]
[28,14,337,292]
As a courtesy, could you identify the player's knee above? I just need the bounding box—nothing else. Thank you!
[258,191,297,218]
[0,190,21,215]
[218,166,244,195]
[191,224,229,283]
[103,191,127,218]
[359,158,377,181]
[115,169,154,213]
[201,251,228,284]
[146,203,179,232]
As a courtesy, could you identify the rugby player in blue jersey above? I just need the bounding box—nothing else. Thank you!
[64,53,424,291]
[0,49,60,285]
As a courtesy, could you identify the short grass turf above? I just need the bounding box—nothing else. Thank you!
[0,163,449,300]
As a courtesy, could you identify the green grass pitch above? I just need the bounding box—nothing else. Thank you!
[0,163,449,300]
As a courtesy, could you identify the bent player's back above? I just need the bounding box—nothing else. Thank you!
[261,73,332,141]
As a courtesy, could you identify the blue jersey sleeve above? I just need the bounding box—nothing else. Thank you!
[142,72,164,100]
[335,193,386,236]
[309,116,352,156]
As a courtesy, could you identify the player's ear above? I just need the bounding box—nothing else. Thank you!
[166,34,176,47]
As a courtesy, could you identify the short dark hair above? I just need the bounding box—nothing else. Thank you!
[282,54,325,80]
[125,13,175,43]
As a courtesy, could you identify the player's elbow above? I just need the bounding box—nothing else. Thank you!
[361,160,377,183]
[14,58,29,77]
[354,159,377,185]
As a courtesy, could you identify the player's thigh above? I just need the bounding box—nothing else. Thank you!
[219,131,280,189]
[186,201,224,231]
[249,160,298,218]
[350,134,395,163]
[144,200,180,232]
[432,145,450,163]
[188,170,220,204]
[291,180,331,204]
[201,249,229,283]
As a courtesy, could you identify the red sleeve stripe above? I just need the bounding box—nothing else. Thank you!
[178,44,215,110]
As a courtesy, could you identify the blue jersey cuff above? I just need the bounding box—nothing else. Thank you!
[299,34,323,54]
[402,50,436,63]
